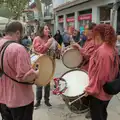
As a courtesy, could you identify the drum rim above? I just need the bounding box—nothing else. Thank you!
[32,54,56,86]
[60,69,88,98]
[62,48,83,69]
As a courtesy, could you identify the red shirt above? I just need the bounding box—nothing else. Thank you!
[80,39,99,71]
[86,43,119,101]
[33,36,49,54]
[0,36,37,108]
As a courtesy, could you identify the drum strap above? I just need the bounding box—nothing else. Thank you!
[0,41,34,85]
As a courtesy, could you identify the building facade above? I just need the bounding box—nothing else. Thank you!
[21,0,54,35]
[54,0,119,33]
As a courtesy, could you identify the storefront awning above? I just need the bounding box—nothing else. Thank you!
[54,0,91,12]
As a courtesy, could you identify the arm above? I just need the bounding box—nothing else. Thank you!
[80,41,96,61]
[15,46,38,82]
[85,52,109,95]
[33,37,53,54]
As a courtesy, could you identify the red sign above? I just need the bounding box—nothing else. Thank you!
[66,17,75,22]
[78,14,92,21]
[58,18,64,23]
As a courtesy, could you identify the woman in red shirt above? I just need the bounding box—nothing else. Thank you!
[85,24,119,120]
[33,24,54,109]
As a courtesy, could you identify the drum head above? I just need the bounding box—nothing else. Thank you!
[31,54,55,86]
[62,48,83,69]
[60,70,89,97]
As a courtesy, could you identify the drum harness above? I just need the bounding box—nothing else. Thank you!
[0,41,35,85]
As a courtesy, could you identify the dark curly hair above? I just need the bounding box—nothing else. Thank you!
[93,24,117,46]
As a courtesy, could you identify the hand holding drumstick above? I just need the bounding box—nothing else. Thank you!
[72,43,81,51]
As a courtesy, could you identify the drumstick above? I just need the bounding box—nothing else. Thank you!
[68,94,86,105]
[64,40,81,50]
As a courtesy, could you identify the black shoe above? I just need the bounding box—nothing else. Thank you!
[45,101,52,107]
[34,101,40,109]
[85,111,91,119]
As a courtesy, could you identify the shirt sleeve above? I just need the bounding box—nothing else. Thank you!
[80,43,95,60]
[33,37,49,54]
[15,46,37,82]
[85,51,109,95]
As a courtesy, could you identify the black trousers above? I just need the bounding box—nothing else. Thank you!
[36,83,50,102]
[89,96,110,120]
[0,102,34,120]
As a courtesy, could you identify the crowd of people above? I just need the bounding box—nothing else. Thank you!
[0,21,119,120]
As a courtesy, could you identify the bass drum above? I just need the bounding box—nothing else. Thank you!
[30,53,55,86]
[59,69,89,114]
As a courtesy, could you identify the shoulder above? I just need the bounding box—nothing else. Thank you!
[33,36,42,43]
[94,44,110,60]
[8,43,27,54]
[34,36,41,40]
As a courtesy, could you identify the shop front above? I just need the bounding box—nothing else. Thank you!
[78,9,92,27]
[58,16,64,32]
[99,5,112,24]
[66,13,75,34]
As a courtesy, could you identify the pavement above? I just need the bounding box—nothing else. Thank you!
[1,59,120,120]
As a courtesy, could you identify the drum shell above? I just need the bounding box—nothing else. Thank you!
[62,94,89,114]
[31,53,56,86]
[59,69,89,114]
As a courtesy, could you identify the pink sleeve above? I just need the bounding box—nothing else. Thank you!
[80,44,95,61]
[15,46,37,82]
[33,37,49,54]
[85,51,109,95]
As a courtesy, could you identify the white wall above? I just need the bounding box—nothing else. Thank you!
[52,0,65,8]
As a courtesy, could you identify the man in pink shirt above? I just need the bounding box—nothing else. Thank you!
[0,21,39,120]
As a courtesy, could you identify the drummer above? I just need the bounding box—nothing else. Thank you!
[33,24,53,109]
[85,24,119,120]
[0,21,39,120]
[73,22,98,118]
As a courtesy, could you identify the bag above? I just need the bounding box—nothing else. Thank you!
[103,55,120,95]
[0,41,33,85]
[103,73,120,95]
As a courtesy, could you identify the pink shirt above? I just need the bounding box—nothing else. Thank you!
[80,39,99,71]
[86,43,119,101]
[0,36,37,108]
[33,36,49,54]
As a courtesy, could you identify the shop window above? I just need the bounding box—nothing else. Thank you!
[79,9,92,15]
[100,6,111,24]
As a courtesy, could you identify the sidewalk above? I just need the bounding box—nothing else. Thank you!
[33,89,120,120]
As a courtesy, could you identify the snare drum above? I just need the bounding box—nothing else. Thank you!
[62,47,83,69]
[53,69,89,114]
[30,54,55,86]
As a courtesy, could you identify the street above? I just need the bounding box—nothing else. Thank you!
[1,59,120,120]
